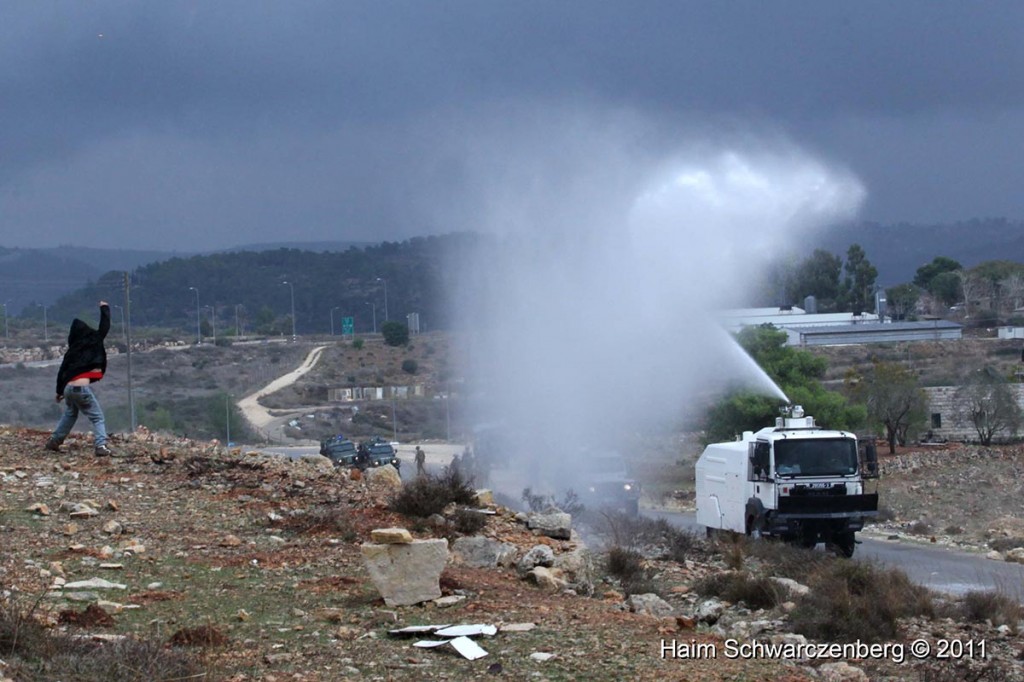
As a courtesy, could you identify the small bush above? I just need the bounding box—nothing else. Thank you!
[789,560,934,643]
[961,590,1021,629]
[695,571,783,610]
[272,507,356,540]
[391,467,476,518]
[988,537,1024,553]
[588,513,707,563]
[401,359,418,374]
[451,508,488,535]
[352,338,364,350]
[0,589,207,681]
[605,547,657,596]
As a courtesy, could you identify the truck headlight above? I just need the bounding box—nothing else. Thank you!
[623,484,632,491]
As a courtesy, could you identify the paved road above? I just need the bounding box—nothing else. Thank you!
[647,510,1024,599]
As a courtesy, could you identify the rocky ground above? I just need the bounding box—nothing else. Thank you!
[2,427,1024,681]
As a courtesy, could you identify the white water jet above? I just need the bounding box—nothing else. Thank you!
[450,127,862,485]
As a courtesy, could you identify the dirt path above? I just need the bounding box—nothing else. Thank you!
[237,344,328,443]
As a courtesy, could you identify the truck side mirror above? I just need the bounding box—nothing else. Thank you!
[860,443,879,479]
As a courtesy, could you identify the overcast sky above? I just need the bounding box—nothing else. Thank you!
[2,1,1023,251]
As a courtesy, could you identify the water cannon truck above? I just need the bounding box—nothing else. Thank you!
[695,405,879,557]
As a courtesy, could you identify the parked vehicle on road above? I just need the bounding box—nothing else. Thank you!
[319,434,358,467]
[695,405,879,557]
[357,437,401,472]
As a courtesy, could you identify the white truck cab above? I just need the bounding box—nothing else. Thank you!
[696,405,878,557]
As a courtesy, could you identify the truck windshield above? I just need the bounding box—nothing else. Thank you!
[773,438,858,477]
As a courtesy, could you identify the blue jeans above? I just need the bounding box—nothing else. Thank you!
[52,385,107,447]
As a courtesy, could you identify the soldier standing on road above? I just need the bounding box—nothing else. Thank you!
[415,446,426,476]
[45,301,114,457]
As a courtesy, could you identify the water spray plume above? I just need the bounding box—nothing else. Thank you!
[450,129,862,490]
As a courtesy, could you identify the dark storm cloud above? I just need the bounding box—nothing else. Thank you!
[2,1,1023,249]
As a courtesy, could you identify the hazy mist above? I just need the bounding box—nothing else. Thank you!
[449,116,863,489]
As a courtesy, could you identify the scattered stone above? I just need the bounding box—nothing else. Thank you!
[819,661,869,682]
[530,652,556,662]
[1003,548,1024,564]
[433,595,466,608]
[474,489,494,506]
[695,598,725,625]
[69,504,99,518]
[370,528,414,544]
[499,623,536,633]
[526,511,572,540]
[102,520,123,535]
[220,535,243,547]
[527,566,568,591]
[626,593,674,617]
[364,464,402,488]
[769,576,810,597]
[63,578,127,591]
[25,503,50,516]
[361,538,449,606]
[516,545,555,574]
[452,536,517,568]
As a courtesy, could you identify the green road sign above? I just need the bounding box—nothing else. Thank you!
[342,316,355,335]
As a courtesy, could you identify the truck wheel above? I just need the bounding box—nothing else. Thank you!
[831,533,856,558]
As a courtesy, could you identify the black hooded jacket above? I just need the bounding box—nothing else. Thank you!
[55,304,110,395]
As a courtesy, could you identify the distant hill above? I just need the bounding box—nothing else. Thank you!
[7,218,1024,326]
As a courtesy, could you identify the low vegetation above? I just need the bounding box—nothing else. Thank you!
[389,466,477,517]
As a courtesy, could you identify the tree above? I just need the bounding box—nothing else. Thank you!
[849,361,927,454]
[885,283,920,321]
[955,366,1023,445]
[702,325,865,443]
[840,244,878,315]
[913,256,962,290]
[381,320,409,347]
[787,249,843,311]
[929,271,961,308]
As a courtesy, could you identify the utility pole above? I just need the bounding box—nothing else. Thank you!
[124,272,136,432]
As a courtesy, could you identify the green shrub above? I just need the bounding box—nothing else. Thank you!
[694,571,784,610]
[381,321,409,346]
[401,359,418,374]
[451,508,488,535]
[605,547,657,596]
[390,467,476,518]
[352,338,364,350]
[961,590,1021,629]
[789,561,934,643]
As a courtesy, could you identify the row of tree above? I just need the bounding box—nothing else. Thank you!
[705,326,1023,450]
[776,243,1024,325]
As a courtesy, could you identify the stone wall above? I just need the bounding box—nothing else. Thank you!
[924,384,1024,442]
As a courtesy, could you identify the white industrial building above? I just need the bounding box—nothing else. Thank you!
[719,306,962,346]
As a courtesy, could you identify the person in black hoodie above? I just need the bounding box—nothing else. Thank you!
[45,301,113,456]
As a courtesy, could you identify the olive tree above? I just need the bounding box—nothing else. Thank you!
[955,366,1023,445]
[850,361,927,454]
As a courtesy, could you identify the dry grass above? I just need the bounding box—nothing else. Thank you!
[789,559,935,643]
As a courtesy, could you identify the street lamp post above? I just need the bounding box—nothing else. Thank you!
[377,277,389,321]
[235,304,242,337]
[365,301,376,334]
[330,306,340,336]
[188,287,201,344]
[282,281,296,340]
[2,302,8,341]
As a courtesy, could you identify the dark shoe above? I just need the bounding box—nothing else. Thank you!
[45,439,62,453]
[95,445,113,457]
